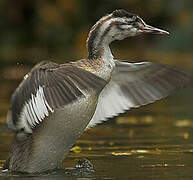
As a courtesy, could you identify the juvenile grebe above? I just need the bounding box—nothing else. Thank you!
[3,9,192,173]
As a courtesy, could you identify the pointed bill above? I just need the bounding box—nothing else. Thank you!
[141,24,169,35]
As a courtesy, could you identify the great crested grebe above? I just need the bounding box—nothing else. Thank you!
[3,9,192,173]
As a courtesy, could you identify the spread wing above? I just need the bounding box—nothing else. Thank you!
[87,60,193,128]
[7,61,106,133]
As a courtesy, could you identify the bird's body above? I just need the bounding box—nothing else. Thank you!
[4,60,108,172]
[7,81,100,172]
[3,10,193,173]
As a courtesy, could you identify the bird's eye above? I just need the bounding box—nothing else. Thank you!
[131,22,138,27]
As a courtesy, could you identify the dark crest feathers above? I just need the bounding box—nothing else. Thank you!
[112,9,135,18]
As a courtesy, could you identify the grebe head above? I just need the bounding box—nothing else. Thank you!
[88,9,169,44]
[87,9,169,59]
[110,9,169,40]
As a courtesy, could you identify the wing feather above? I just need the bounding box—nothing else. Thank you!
[87,60,193,128]
[8,61,106,133]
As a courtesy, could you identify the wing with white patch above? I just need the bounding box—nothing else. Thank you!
[7,61,106,133]
[87,60,193,128]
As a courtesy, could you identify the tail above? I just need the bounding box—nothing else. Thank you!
[3,132,33,172]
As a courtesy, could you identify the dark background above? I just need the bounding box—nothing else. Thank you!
[0,0,192,64]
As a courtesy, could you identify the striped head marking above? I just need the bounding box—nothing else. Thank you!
[88,9,169,43]
[87,9,169,58]
[87,9,141,45]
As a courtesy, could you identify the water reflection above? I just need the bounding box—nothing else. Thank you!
[0,159,95,180]
[0,86,193,179]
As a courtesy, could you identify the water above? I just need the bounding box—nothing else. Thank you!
[0,86,193,179]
